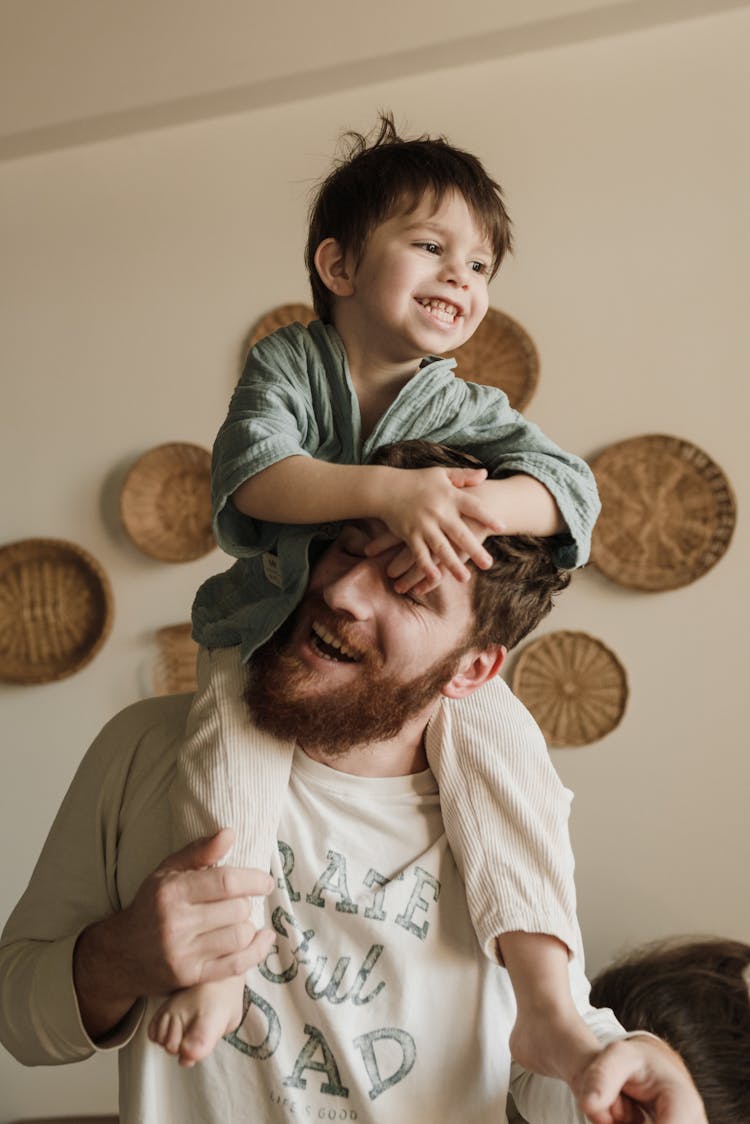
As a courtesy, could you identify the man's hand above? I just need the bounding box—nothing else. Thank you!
[574,1036,707,1123]
[73,829,274,1040]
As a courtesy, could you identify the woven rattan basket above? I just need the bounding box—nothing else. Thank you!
[512,630,628,748]
[451,308,539,411]
[590,434,736,591]
[0,537,114,684]
[247,303,316,351]
[120,442,215,563]
[153,622,199,695]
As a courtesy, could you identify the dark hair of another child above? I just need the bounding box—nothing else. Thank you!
[590,937,750,1124]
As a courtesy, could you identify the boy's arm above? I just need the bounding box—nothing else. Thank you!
[232,455,504,583]
[474,475,566,537]
[363,473,566,594]
[412,377,601,569]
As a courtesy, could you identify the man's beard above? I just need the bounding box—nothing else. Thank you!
[245,619,467,756]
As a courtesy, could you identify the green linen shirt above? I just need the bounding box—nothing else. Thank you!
[192,320,599,661]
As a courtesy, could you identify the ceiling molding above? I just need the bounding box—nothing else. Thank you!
[1,0,747,161]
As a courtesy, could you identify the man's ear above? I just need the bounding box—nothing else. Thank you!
[441,646,506,700]
[313,238,355,300]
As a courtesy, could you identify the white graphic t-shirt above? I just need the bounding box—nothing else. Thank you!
[123,747,618,1123]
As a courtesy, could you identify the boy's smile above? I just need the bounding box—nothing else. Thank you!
[333,190,493,376]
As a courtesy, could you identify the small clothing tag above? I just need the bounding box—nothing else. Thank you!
[262,551,283,588]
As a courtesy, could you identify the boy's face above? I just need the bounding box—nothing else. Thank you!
[340,190,493,364]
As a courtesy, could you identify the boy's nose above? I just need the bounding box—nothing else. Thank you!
[439,255,470,287]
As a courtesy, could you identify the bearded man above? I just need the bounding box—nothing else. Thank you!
[0,443,705,1124]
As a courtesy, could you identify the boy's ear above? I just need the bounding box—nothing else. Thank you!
[441,646,506,700]
[313,238,355,299]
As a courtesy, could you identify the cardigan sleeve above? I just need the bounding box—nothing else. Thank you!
[0,698,181,1065]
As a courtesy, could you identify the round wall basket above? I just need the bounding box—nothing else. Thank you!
[120,442,215,563]
[590,434,736,591]
[247,303,316,351]
[0,537,114,684]
[451,308,539,411]
[153,622,199,696]
[512,630,628,748]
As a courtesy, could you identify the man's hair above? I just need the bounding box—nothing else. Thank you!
[369,439,570,652]
[590,937,750,1124]
[305,112,513,322]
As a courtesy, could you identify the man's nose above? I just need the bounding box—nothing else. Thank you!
[322,557,385,620]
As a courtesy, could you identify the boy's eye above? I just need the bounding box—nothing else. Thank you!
[471,260,489,274]
[417,241,441,255]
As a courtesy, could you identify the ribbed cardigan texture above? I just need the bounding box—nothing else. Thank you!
[171,648,578,956]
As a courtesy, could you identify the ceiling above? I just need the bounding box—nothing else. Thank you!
[1,0,747,159]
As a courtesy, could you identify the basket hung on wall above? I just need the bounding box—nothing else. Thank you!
[247,303,316,352]
[0,537,114,684]
[590,434,736,592]
[512,630,628,748]
[153,622,199,696]
[450,308,539,412]
[120,442,215,563]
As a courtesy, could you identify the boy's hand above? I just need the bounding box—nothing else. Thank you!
[366,466,504,586]
[376,516,490,595]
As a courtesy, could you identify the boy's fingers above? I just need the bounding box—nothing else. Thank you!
[446,467,487,488]
[430,540,471,583]
[394,564,443,595]
[459,493,505,533]
[444,521,493,570]
[386,545,417,579]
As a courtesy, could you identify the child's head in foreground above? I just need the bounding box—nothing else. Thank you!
[305,113,513,358]
[590,936,750,1123]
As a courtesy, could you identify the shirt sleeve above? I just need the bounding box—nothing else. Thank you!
[210,326,322,558]
[0,702,168,1065]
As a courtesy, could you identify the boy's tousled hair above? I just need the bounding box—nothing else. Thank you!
[368,439,570,652]
[590,937,750,1124]
[306,112,513,322]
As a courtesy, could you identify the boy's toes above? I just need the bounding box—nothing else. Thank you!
[179,1021,218,1067]
[148,1007,174,1049]
[163,1013,187,1056]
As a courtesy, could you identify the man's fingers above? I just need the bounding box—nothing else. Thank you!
[182,864,274,905]
[200,928,277,982]
[577,1042,647,1115]
[158,828,236,874]
[576,1039,706,1124]
[191,918,261,963]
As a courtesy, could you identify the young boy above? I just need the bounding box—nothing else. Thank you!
[150,114,605,1098]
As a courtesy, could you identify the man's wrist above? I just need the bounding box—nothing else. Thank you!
[73,911,140,1040]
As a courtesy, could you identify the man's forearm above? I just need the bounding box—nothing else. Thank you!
[73,912,141,1040]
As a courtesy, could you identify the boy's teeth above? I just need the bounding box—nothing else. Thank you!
[312,620,360,662]
[419,298,458,320]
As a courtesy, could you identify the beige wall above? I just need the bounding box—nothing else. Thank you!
[1,7,748,1118]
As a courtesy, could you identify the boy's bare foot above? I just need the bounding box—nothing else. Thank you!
[148,975,247,1067]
